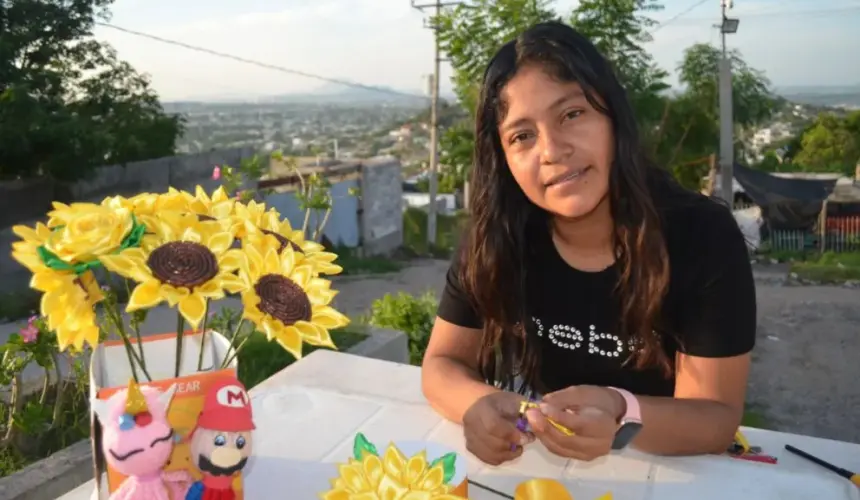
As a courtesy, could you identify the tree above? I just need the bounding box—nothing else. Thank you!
[438,120,474,189]
[435,0,558,115]
[0,0,184,182]
[651,43,775,188]
[677,44,775,134]
[569,0,669,128]
[793,113,860,175]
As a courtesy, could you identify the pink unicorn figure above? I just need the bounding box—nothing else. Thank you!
[91,379,192,500]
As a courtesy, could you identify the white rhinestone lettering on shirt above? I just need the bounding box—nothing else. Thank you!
[587,324,623,358]
[547,323,584,350]
[532,317,544,337]
[530,317,637,357]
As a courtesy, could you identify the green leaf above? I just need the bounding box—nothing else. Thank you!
[353,433,379,460]
[429,452,457,484]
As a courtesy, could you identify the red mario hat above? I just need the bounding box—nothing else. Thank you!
[196,377,255,432]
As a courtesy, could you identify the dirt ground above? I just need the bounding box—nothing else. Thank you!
[332,259,860,444]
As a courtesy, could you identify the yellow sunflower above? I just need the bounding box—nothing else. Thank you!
[37,271,104,351]
[233,198,272,239]
[101,189,191,219]
[10,223,104,351]
[184,185,239,233]
[321,443,465,500]
[245,209,343,276]
[240,243,349,359]
[99,213,248,328]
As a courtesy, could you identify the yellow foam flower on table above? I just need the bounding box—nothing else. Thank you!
[239,242,349,359]
[43,202,134,263]
[10,223,104,351]
[98,212,248,329]
[514,479,612,500]
[321,444,465,500]
[246,209,343,276]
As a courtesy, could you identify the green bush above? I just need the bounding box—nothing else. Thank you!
[368,291,438,365]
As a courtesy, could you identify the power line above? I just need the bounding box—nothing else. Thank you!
[670,5,860,24]
[651,0,710,34]
[95,22,429,101]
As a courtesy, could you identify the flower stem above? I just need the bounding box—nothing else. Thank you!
[222,334,250,369]
[125,280,146,368]
[197,300,210,371]
[50,352,66,430]
[221,319,246,369]
[175,314,186,378]
[106,303,149,381]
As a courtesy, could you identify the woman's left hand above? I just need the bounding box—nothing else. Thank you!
[525,386,625,461]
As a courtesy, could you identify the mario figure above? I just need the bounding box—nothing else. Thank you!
[185,378,254,500]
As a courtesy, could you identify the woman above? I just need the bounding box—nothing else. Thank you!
[421,21,756,466]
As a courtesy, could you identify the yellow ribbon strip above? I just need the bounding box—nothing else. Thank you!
[520,401,576,436]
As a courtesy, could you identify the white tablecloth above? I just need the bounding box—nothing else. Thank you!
[61,350,860,500]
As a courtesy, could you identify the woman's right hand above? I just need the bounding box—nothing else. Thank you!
[462,391,534,466]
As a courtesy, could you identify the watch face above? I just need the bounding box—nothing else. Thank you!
[611,421,643,450]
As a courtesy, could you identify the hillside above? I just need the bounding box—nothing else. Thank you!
[777,85,860,108]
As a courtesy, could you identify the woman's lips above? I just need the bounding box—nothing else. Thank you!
[546,166,591,187]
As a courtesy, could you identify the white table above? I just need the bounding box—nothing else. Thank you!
[62,350,860,500]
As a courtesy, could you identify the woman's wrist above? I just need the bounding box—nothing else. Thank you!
[606,387,628,423]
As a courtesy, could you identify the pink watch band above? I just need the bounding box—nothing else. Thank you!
[608,387,642,423]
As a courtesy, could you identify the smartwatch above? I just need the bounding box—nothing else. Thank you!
[607,387,643,450]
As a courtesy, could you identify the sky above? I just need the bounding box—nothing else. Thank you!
[92,0,860,101]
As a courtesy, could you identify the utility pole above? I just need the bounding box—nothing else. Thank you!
[412,0,461,246]
[717,1,739,207]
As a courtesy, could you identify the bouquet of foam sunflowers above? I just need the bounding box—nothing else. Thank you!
[10,185,349,380]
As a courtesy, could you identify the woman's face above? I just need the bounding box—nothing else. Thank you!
[498,64,614,219]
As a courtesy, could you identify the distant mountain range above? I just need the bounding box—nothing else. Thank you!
[775,85,860,108]
[164,81,457,107]
[167,82,860,109]
[265,82,430,106]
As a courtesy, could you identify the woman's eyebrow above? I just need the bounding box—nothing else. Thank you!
[499,89,587,134]
[549,89,586,110]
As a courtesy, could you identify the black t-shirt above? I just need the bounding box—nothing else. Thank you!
[437,192,756,397]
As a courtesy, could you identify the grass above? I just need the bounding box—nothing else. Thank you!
[332,245,405,275]
[402,207,468,258]
[0,289,41,323]
[741,409,770,430]
[0,381,91,477]
[789,251,860,283]
[237,328,367,389]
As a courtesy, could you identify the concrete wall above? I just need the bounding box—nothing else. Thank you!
[0,149,256,294]
[0,153,403,293]
[264,177,361,248]
[359,157,404,255]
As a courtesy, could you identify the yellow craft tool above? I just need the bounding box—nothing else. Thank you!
[785,444,860,486]
[519,401,575,436]
[734,430,751,454]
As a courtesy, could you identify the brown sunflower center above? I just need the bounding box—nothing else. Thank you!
[254,274,311,326]
[147,241,219,288]
[262,230,303,254]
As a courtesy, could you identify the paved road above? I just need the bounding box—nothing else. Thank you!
[2,259,857,444]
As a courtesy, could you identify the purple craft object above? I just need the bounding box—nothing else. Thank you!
[511,397,533,451]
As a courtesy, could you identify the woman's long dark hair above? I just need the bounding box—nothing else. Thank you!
[462,21,676,392]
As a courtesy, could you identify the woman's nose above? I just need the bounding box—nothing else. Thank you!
[539,128,573,165]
